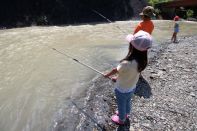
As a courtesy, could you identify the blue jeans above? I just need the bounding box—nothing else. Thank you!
[115,88,135,122]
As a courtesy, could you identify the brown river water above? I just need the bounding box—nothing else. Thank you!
[0,20,197,131]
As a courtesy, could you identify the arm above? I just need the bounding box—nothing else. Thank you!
[104,68,118,78]
[104,68,118,82]
[133,23,141,34]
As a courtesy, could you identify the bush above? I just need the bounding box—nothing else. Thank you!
[147,0,171,6]
[186,9,194,18]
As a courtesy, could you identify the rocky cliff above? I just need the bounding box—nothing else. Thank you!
[0,0,147,28]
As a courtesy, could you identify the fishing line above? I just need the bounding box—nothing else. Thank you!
[45,46,111,130]
[42,10,123,129]
[46,45,112,81]
[51,47,103,75]
[71,100,106,131]
[91,9,127,34]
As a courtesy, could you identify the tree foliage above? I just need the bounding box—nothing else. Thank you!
[147,0,172,6]
[186,9,194,18]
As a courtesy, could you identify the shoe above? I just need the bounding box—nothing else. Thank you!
[173,40,179,43]
[115,111,129,118]
[111,114,124,125]
[115,119,130,131]
[116,125,125,131]
[124,118,130,131]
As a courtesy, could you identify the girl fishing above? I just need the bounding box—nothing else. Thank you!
[104,30,152,129]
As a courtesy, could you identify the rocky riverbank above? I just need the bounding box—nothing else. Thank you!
[71,35,197,131]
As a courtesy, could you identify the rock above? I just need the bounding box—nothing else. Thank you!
[141,123,151,128]
[190,92,196,97]
[150,76,155,79]
[168,59,173,61]
[129,126,135,131]
[183,68,191,72]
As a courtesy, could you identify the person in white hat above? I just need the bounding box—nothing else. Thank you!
[104,31,152,129]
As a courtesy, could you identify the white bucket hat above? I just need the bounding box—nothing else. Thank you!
[126,30,152,51]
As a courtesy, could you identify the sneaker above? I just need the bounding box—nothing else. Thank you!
[115,111,129,118]
[173,40,179,43]
[124,118,130,131]
[115,120,130,131]
[116,125,125,131]
[111,114,124,125]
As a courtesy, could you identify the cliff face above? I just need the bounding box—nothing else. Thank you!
[130,0,147,17]
[0,0,147,28]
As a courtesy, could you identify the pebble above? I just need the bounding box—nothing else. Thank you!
[141,123,151,128]
[160,116,166,120]
[190,92,196,97]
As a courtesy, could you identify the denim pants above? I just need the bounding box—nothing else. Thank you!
[115,88,135,122]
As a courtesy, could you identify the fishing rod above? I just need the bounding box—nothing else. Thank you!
[91,9,127,34]
[51,47,104,75]
[47,47,111,130]
[48,46,113,81]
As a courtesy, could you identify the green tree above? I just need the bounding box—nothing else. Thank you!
[186,9,194,18]
[147,0,172,6]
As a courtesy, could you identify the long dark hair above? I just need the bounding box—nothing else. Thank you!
[120,43,148,72]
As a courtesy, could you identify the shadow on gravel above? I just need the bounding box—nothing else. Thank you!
[135,75,152,99]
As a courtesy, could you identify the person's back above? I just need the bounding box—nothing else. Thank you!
[104,31,152,129]
[133,6,155,35]
[116,60,140,90]
[134,18,154,34]
[174,21,179,32]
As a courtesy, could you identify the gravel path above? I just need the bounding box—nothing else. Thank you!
[129,36,197,131]
[72,35,197,131]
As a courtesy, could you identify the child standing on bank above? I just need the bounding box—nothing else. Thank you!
[133,6,155,35]
[171,16,180,43]
[104,31,152,129]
